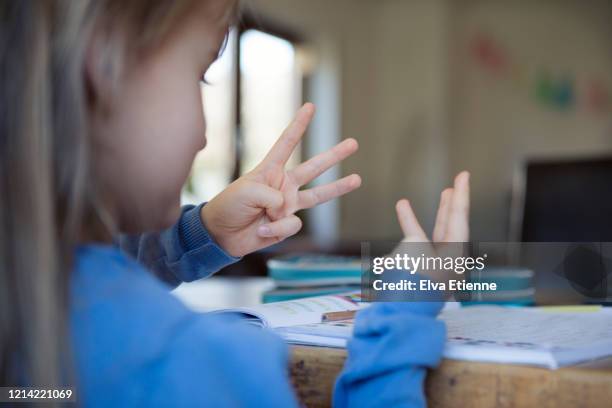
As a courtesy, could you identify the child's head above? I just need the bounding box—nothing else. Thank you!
[88,1,237,234]
[89,0,236,234]
[0,0,236,386]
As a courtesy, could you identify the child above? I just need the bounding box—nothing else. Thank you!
[0,0,470,406]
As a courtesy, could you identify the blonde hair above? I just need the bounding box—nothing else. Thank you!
[0,0,236,391]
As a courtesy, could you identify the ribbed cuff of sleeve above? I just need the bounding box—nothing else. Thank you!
[179,203,213,251]
[177,204,240,270]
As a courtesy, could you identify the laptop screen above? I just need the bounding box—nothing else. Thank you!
[521,157,612,242]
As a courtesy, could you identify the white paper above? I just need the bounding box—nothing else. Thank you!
[276,305,612,369]
[213,292,364,328]
[441,306,612,349]
[440,306,612,368]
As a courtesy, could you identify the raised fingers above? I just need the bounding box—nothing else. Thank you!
[290,138,359,186]
[445,171,470,242]
[433,188,453,242]
[261,103,315,167]
[297,174,361,210]
[395,199,428,242]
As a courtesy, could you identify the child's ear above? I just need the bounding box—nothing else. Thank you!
[84,31,120,112]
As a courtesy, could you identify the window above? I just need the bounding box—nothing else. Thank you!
[183,25,303,204]
[240,29,302,174]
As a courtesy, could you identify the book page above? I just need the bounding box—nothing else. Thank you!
[275,319,352,347]
[440,306,612,350]
[215,292,364,328]
[276,306,612,368]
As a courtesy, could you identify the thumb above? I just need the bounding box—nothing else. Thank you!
[257,215,303,240]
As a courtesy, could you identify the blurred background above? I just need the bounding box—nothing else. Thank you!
[181,0,612,276]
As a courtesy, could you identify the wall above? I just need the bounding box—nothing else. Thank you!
[449,0,612,240]
[251,0,452,242]
[341,0,452,241]
[249,0,612,243]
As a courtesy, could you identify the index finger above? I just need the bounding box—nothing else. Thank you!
[432,188,453,242]
[445,171,470,242]
[261,103,315,166]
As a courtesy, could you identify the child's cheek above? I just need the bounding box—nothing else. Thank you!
[97,53,206,231]
[100,107,202,232]
[148,104,205,227]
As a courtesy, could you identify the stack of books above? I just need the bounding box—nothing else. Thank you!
[262,254,362,303]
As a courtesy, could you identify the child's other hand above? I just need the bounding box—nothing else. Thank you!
[393,171,470,290]
[201,103,361,257]
[395,171,470,243]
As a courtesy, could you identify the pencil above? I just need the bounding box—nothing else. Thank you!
[321,310,357,322]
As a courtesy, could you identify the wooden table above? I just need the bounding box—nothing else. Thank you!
[175,277,612,407]
[290,346,612,408]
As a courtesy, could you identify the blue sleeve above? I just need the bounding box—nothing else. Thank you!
[334,302,446,407]
[118,204,239,287]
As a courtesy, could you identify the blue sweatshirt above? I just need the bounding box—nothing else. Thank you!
[71,205,446,407]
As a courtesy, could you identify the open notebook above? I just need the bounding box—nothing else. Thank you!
[212,293,612,369]
[212,292,365,328]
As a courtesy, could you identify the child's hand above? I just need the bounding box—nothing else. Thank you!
[393,171,470,290]
[395,171,470,243]
[201,103,361,257]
